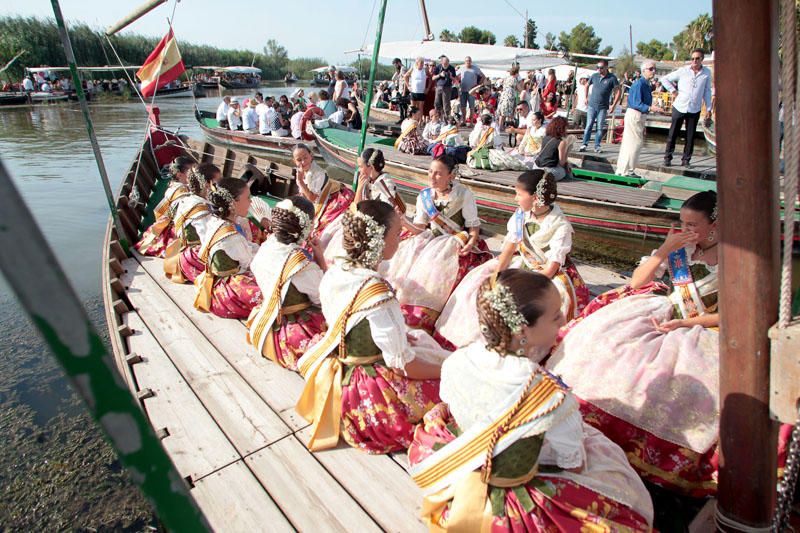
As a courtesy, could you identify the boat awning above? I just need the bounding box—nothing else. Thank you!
[311,66,358,73]
[221,66,262,74]
[351,40,563,65]
[25,65,142,72]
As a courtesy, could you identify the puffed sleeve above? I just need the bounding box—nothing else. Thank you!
[365,301,416,369]
[291,262,324,305]
[544,222,573,266]
[461,188,480,228]
[502,212,521,245]
[641,249,668,279]
[413,192,430,226]
[223,234,259,272]
[305,165,327,196]
[537,410,585,469]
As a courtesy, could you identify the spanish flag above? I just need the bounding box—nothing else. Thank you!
[137,29,185,98]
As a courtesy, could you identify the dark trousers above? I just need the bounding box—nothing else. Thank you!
[664,108,700,163]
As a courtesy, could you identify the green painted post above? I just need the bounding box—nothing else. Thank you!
[353,0,389,190]
[51,0,129,250]
[0,157,209,532]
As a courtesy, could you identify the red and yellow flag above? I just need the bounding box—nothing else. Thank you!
[137,29,185,98]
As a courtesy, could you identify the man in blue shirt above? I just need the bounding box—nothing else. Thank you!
[579,59,621,153]
[615,60,663,176]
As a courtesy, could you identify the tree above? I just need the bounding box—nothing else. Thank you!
[504,35,520,48]
[557,23,611,55]
[636,39,673,60]
[348,58,395,81]
[544,32,557,50]
[524,19,539,49]
[458,26,495,45]
[262,38,288,79]
[672,13,713,60]
[439,29,457,42]
[614,48,636,77]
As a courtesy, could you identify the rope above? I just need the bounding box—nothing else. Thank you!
[361,0,378,52]
[779,0,798,327]
[714,505,773,533]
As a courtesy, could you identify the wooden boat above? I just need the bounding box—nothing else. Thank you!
[102,120,432,530]
[702,120,716,154]
[153,84,196,98]
[29,91,69,103]
[0,92,29,105]
[195,107,323,160]
[355,96,400,124]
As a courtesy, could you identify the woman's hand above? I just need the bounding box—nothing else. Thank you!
[458,238,476,256]
[658,225,698,256]
[651,317,686,333]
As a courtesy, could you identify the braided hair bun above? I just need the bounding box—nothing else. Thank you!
[341,200,395,267]
[208,177,247,220]
[517,170,557,206]
[272,195,314,244]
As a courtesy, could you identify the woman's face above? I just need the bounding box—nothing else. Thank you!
[680,207,716,244]
[357,156,377,179]
[176,166,190,184]
[514,183,536,212]
[517,285,565,360]
[382,212,402,260]
[232,187,251,219]
[428,159,452,192]
[293,149,312,171]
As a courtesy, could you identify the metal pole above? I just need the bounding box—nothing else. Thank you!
[354,0,389,190]
[713,0,779,529]
[629,25,633,57]
[418,0,433,41]
[524,10,528,48]
[0,157,209,533]
[105,0,167,36]
[51,0,130,249]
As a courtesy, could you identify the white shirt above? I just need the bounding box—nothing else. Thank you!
[226,108,242,130]
[290,111,304,139]
[328,109,345,125]
[256,103,271,134]
[216,101,230,121]
[409,66,427,94]
[250,238,323,305]
[412,181,480,229]
[22,78,34,91]
[468,124,502,149]
[503,203,574,266]
[660,66,713,114]
[576,84,589,112]
[242,106,259,131]
[422,119,446,143]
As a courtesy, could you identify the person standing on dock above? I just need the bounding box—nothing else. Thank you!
[455,56,484,126]
[615,60,663,177]
[433,55,457,121]
[660,48,713,167]
[579,59,621,154]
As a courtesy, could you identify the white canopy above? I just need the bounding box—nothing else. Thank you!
[354,40,562,64]
[311,65,357,74]
[221,66,262,74]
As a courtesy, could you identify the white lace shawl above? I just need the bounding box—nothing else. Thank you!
[503,203,574,266]
[412,181,480,229]
[202,216,259,273]
[250,237,322,305]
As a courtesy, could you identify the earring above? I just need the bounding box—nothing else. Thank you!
[519,338,527,345]
[516,348,526,356]
[708,230,716,242]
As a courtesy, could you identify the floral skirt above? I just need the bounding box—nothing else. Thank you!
[178,245,205,284]
[270,309,326,371]
[341,364,440,454]
[408,405,653,531]
[315,188,355,239]
[136,222,175,258]
[210,272,263,319]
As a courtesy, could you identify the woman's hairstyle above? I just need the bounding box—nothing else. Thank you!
[683,190,718,222]
[169,156,194,179]
[341,200,395,267]
[532,111,544,124]
[319,89,329,99]
[509,63,520,76]
[517,170,557,205]
[208,177,247,219]
[545,116,567,138]
[476,269,554,352]
[188,163,221,195]
[360,147,386,173]
[271,195,315,244]
[432,153,457,175]
[293,143,313,156]
[336,97,350,108]
[481,113,493,126]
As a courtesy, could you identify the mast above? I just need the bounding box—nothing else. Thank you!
[419,0,434,41]
[713,0,779,529]
[105,0,167,36]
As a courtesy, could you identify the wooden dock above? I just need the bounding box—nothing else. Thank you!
[569,143,718,181]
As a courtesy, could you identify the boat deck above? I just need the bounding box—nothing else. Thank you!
[570,143,717,180]
[117,247,627,530]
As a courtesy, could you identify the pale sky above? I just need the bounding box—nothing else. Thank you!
[1,0,712,64]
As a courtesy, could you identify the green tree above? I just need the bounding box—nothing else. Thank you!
[504,35,520,48]
[348,58,395,80]
[672,13,713,60]
[524,19,539,49]
[557,23,611,55]
[439,29,457,42]
[614,48,636,76]
[287,57,328,79]
[458,26,496,45]
[262,38,288,79]
[544,32,557,50]
[636,39,673,60]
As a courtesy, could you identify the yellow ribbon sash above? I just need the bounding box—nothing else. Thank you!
[295,279,393,451]
[137,216,172,251]
[154,183,190,219]
[394,121,418,149]
[246,250,310,362]
[467,127,495,158]
[192,223,239,312]
[313,178,342,224]
[164,203,211,282]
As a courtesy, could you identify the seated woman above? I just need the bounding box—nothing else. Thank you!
[164,163,221,283]
[546,191,725,496]
[511,111,546,168]
[466,112,527,171]
[295,200,447,454]
[382,155,491,333]
[292,143,355,241]
[540,91,559,120]
[535,116,570,181]
[135,156,194,257]
[435,170,590,350]
[193,178,262,319]
[408,270,654,531]
[467,111,502,149]
[247,196,328,371]
[395,106,429,155]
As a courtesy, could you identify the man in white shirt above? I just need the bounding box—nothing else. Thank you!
[660,48,713,167]
[505,101,533,145]
[290,110,304,139]
[256,97,271,135]
[227,100,242,131]
[21,77,34,92]
[573,75,590,129]
[242,99,259,133]
[216,96,231,128]
[422,108,446,143]
[327,107,346,125]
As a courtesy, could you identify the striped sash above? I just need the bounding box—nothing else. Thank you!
[154,183,190,219]
[193,223,239,312]
[467,127,495,158]
[394,121,418,149]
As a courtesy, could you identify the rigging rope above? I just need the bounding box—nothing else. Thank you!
[361,0,379,52]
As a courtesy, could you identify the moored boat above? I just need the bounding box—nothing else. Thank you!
[702,119,716,154]
[0,92,29,105]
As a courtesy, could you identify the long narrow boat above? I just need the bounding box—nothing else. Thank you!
[0,92,29,105]
[194,107,322,160]
[702,120,716,154]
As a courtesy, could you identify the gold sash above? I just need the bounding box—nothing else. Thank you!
[394,121,418,149]
[164,203,211,283]
[246,250,310,363]
[314,178,342,224]
[192,223,239,312]
[467,127,495,158]
[154,183,190,219]
[295,279,393,451]
[137,216,172,250]
[434,125,458,143]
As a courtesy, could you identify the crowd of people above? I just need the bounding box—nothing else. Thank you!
[131,122,784,528]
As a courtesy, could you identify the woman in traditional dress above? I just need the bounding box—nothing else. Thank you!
[296,200,447,454]
[247,196,328,371]
[382,155,491,333]
[395,106,429,155]
[135,156,194,257]
[496,63,523,131]
[193,178,262,319]
[408,269,654,531]
[293,143,355,240]
[511,111,546,168]
[164,163,220,284]
[435,170,590,350]
[546,191,725,496]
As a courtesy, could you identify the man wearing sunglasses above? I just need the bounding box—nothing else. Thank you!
[660,48,713,167]
[616,60,663,177]
[579,58,621,154]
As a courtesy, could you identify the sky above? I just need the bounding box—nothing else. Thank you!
[0,0,713,64]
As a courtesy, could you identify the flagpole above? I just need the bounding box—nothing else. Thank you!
[354,0,389,191]
[50,0,129,250]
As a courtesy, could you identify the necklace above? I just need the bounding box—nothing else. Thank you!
[697,242,718,258]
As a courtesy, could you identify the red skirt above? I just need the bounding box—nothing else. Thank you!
[178,245,204,283]
[408,405,652,532]
[315,188,355,237]
[210,272,263,319]
[271,309,326,371]
[136,223,175,258]
[563,257,591,316]
[340,364,440,454]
